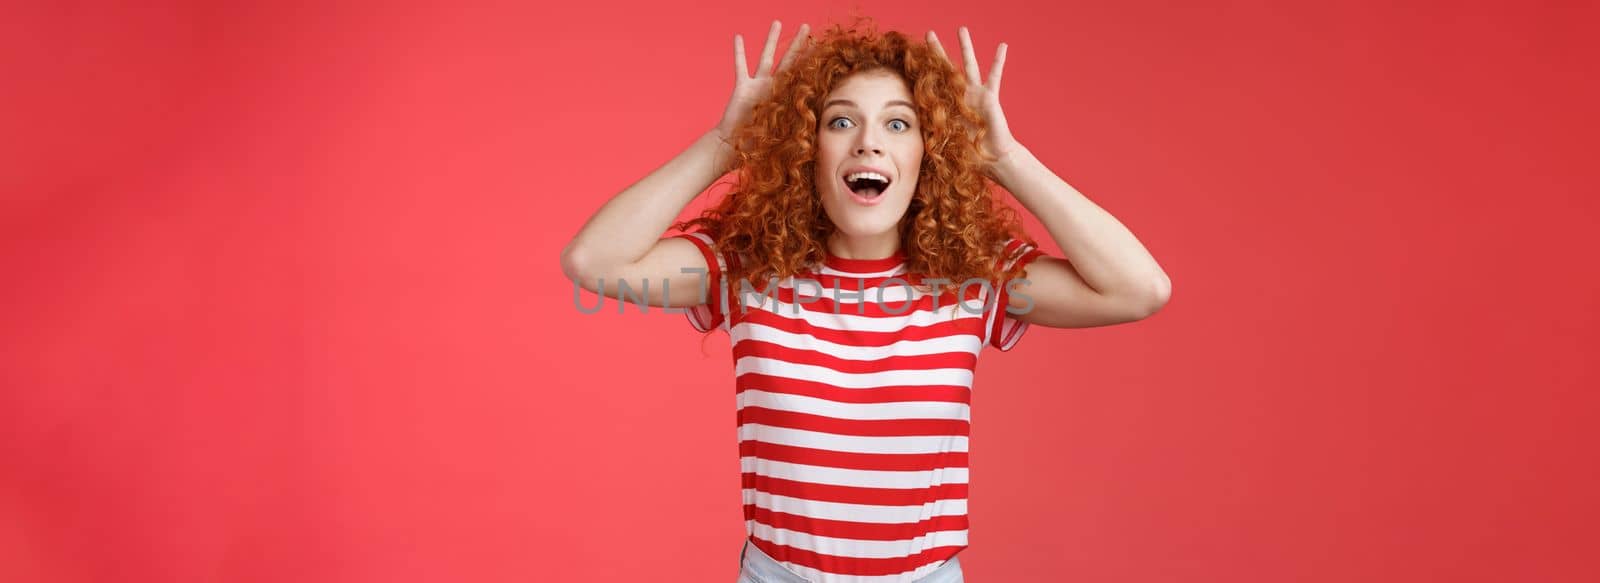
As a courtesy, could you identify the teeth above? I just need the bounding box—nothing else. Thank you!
[845,171,889,183]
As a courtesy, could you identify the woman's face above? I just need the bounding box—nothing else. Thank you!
[814,70,924,240]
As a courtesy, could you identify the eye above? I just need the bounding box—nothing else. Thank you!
[828,117,853,130]
[889,119,911,132]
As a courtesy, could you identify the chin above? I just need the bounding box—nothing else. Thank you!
[825,195,910,235]
[825,205,915,237]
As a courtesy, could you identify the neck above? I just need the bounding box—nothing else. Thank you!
[827,231,901,260]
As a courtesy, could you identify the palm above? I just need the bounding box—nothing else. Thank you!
[724,75,776,130]
[927,27,1019,167]
[718,21,810,136]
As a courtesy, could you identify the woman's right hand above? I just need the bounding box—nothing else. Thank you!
[715,20,810,138]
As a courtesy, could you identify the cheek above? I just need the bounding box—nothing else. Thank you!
[814,147,846,186]
[900,148,924,187]
[812,141,838,165]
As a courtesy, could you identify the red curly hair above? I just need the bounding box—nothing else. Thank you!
[673,16,1036,304]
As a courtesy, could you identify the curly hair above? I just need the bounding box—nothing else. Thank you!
[673,15,1036,308]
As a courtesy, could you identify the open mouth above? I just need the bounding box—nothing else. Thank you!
[844,172,891,200]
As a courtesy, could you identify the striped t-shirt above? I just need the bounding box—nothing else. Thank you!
[672,231,1046,582]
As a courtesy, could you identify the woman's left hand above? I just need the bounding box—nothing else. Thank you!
[927,27,1021,172]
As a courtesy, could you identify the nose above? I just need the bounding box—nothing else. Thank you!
[853,126,884,156]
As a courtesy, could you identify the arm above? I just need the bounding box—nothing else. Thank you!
[559,127,733,307]
[992,145,1172,327]
[929,26,1171,328]
[560,21,809,308]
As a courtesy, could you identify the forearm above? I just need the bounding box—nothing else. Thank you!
[562,127,735,273]
[991,144,1170,300]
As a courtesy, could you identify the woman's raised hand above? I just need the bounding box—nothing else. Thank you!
[926,26,1021,168]
[716,20,810,138]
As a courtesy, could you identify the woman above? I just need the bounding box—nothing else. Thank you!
[561,17,1171,583]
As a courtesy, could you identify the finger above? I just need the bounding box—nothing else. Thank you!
[776,23,810,71]
[990,42,1007,94]
[734,34,749,80]
[959,27,982,87]
[756,20,782,78]
[926,31,955,68]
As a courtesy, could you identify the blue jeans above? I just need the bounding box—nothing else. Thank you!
[737,538,965,582]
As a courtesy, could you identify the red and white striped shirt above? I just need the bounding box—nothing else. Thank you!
[672,231,1046,582]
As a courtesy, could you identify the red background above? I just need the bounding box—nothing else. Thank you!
[3,1,1596,581]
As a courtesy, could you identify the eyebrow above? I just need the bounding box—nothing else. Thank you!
[822,99,917,114]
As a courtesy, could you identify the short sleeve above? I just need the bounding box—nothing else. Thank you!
[669,231,734,333]
[984,238,1048,351]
